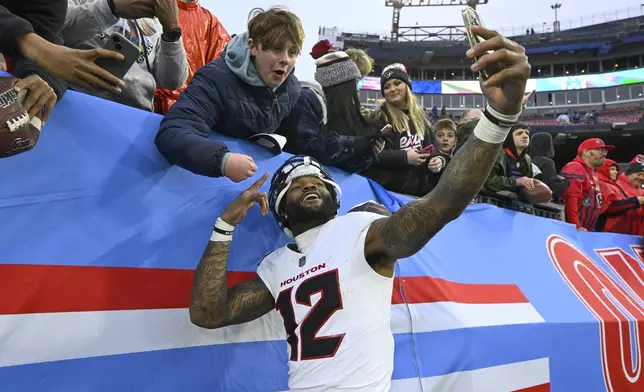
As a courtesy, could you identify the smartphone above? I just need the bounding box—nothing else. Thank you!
[94,32,140,80]
[419,144,436,155]
[462,6,504,81]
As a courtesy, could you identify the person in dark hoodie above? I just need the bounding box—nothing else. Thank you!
[529,132,569,200]
[276,40,386,173]
[363,63,441,196]
[155,8,303,182]
[484,123,535,193]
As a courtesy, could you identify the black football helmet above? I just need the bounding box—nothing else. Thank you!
[269,156,342,231]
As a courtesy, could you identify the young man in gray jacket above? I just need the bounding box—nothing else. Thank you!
[63,0,188,111]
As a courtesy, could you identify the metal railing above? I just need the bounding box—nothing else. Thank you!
[497,5,644,37]
[475,191,566,222]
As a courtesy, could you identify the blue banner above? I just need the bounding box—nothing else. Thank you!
[0,82,642,391]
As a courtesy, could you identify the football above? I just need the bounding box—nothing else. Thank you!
[0,76,41,158]
[520,178,553,204]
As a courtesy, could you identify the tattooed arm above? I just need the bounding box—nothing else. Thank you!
[189,241,274,329]
[365,135,501,275]
[189,173,274,329]
[364,26,531,276]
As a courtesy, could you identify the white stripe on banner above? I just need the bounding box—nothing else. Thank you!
[391,358,550,391]
[393,302,546,334]
[0,302,544,368]
[276,358,550,392]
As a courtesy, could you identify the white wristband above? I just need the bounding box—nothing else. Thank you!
[210,231,233,242]
[210,218,235,242]
[473,105,522,144]
[215,218,235,232]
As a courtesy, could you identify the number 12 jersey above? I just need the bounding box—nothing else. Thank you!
[257,212,394,391]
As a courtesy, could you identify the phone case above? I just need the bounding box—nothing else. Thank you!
[462,6,504,80]
[94,32,140,80]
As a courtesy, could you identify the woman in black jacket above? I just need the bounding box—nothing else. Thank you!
[363,63,443,196]
[277,40,384,173]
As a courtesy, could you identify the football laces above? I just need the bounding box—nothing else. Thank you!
[6,111,29,132]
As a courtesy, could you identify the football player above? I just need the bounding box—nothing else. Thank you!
[189,24,531,391]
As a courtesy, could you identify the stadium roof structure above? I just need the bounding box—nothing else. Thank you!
[328,15,644,67]
[384,0,489,41]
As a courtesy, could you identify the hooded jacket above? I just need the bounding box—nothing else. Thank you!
[560,156,603,231]
[595,159,642,234]
[155,31,301,177]
[530,132,568,199]
[484,131,533,193]
[362,104,438,196]
[154,0,230,114]
[276,80,374,173]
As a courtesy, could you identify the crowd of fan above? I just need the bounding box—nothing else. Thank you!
[2,1,643,236]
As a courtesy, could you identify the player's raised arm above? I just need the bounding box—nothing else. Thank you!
[364,26,531,274]
[189,173,275,329]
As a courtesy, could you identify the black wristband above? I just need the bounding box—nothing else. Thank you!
[213,226,234,236]
[483,107,518,128]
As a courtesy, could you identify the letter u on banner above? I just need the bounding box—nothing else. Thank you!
[547,235,644,392]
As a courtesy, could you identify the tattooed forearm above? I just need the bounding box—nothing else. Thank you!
[366,135,502,265]
[189,241,275,329]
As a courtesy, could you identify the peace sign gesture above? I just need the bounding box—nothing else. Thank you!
[220,173,270,226]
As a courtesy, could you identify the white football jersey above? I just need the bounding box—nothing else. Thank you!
[257,211,394,392]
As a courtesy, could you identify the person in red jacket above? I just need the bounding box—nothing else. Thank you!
[596,159,644,234]
[560,138,614,231]
[154,0,230,114]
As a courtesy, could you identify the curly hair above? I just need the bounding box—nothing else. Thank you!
[345,48,374,78]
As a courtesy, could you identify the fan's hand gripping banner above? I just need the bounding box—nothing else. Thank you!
[0,86,642,391]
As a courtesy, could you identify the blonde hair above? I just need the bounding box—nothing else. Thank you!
[380,84,427,137]
[434,118,457,134]
[248,7,305,53]
[345,48,374,78]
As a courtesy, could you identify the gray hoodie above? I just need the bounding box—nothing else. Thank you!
[63,0,188,111]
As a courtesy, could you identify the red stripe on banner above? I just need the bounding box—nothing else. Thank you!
[0,264,256,315]
[391,276,528,305]
[0,264,526,315]
[513,383,551,392]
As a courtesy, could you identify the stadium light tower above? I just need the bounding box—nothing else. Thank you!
[551,3,562,33]
[385,0,489,42]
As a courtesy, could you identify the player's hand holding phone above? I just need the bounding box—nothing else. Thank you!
[220,173,270,226]
[466,26,530,115]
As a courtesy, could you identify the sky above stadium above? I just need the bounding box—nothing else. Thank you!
[201,0,642,80]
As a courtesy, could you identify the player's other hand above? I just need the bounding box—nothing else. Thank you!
[0,54,7,72]
[220,173,270,226]
[467,26,530,115]
[224,153,257,182]
[14,75,57,123]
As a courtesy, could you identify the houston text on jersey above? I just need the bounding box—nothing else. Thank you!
[280,263,326,287]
